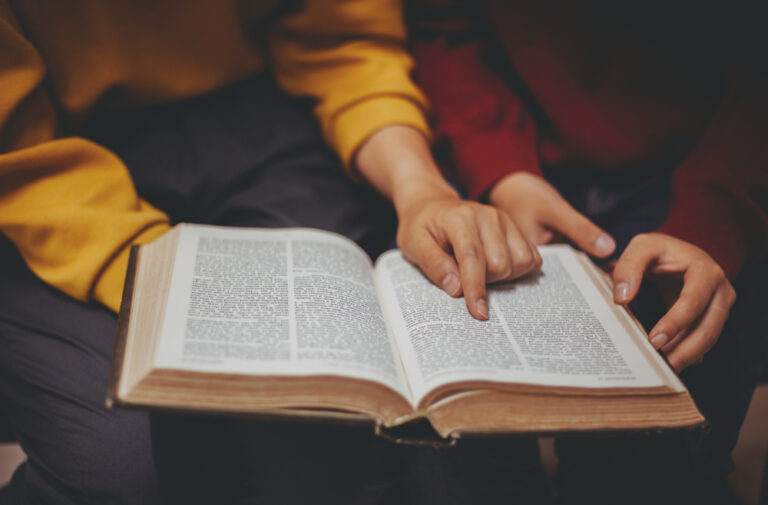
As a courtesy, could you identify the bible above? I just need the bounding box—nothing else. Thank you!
[107,224,704,440]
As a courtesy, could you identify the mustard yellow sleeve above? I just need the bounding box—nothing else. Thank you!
[0,3,170,314]
[269,0,430,169]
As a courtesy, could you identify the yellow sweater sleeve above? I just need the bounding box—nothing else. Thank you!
[0,3,170,314]
[269,0,430,169]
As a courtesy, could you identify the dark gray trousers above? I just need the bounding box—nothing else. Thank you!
[0,74,386,505]
[546,166,768,505]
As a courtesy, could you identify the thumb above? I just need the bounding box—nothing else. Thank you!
[611,235,662,304]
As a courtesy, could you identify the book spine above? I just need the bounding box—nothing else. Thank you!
[106,245,141,408]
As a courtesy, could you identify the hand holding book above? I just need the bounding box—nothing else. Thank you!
[489,172,735,372]
[612,233,736,371]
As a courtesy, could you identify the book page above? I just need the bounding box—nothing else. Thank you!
[374,246,667,402]
[154,225,411,401]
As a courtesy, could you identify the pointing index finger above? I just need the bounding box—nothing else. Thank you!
[446,218,489,320]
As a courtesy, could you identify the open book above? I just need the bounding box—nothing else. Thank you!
[108,224,704,440]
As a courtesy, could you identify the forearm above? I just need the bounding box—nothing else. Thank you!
[1,139,171,313]
[657,73,768,279]
[355,125,459,213]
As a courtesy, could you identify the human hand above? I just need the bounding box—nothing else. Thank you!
[396,183,541,320]
[612,233,736,371]
[355,126,540,320]
[488,172,616,257]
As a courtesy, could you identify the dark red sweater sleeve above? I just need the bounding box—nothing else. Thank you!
[658,74,768,280]
[412,38,541,200]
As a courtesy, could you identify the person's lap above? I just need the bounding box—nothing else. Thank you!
[0,73,399,505]
[546,164,768,505]
[0,237,160,505]
[403,437,549,505]
[134,75,547,505]
[0,74,548,505]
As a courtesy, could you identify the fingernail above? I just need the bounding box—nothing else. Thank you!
[476,299,489,319]
[595,234,616,256]
[441,273,460,295]
[650,333,669,349]
[614,282,630,303]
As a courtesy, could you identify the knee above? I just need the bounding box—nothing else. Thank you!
[37,410,160,504]
[82,412,158,498]
[715,257,768,369]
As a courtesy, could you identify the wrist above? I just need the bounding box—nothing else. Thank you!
[355,125,459,213]
[392,174,459,216]
[488,171,541,207]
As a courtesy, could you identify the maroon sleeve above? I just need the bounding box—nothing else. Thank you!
[412,37,541,200]
[657,74,768,280]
